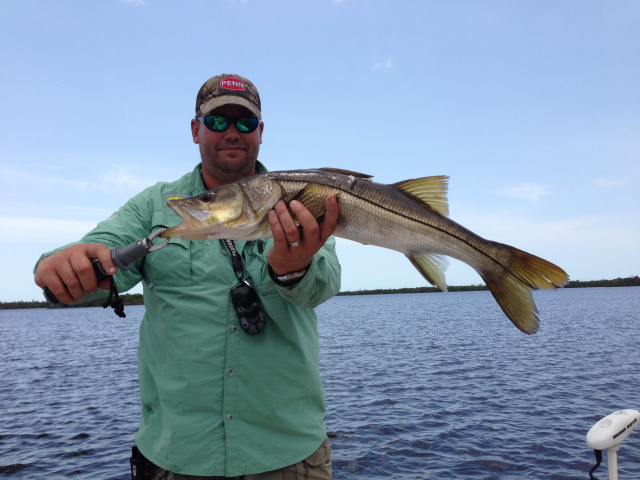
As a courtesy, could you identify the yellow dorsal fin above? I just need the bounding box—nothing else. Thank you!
[318,168,374,181]
[393,176,449,217]
[406,254,449,292]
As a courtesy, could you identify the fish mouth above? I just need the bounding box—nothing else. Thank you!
[159,200,212,239]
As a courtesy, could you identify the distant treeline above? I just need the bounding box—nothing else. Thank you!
[0,293,145,310]
[336,276,640,296]
[337,284,488,296]
[1,277,638,310]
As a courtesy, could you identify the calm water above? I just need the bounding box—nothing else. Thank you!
[1,287,639,479]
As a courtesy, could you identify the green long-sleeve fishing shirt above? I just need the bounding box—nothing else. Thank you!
[36,163,341,476]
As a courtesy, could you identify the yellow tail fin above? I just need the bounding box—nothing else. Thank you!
[480,248,569,334]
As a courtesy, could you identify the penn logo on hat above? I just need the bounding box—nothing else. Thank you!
[196,73,262,119]
[220,77,246,91]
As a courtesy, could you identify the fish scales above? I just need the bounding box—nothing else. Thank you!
[269,171,512,276]
[161,168,569,334]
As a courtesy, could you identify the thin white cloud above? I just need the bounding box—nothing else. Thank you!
[595,178,624,188]
[122,0,146,6]
[101,164,146,191]
[1,163,152,196]
[482,216,596,241]
[373,58,393,70]
[0,216,99,244]
[1,164,90,192]
[492,182,551,203]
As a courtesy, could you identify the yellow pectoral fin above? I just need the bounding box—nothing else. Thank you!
[292,184,337,219]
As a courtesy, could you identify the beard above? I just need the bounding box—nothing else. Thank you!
[199,140,261,185]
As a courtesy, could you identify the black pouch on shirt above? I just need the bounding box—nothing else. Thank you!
[230,280,267,335]
[130,446,150,480]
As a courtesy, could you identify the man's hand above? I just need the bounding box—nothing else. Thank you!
[34,243,117,304]
[267,194,339,276]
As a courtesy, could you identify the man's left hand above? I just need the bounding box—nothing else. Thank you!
[267,194,339,275]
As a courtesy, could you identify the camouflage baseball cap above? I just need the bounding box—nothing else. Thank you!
[195,74,262,119]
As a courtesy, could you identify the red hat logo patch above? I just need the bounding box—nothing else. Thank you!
[219,77,246,91]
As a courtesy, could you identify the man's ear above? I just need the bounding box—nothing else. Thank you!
[191,118,199,144]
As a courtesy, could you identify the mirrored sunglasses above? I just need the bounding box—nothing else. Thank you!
[197,115,260,133]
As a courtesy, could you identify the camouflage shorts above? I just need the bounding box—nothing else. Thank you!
[148,437,332,480]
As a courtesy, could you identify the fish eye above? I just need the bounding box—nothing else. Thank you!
[200,193,213,202]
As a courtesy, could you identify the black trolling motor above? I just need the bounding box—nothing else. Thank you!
[43,228,169,317]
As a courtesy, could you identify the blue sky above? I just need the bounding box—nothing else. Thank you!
[1,0,639,302]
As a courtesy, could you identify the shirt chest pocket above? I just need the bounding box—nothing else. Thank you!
[144,211,193,287]
[242,240,278,296]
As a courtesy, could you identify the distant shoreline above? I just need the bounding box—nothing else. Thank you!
[1,276,638,310]
[337,276,640,296]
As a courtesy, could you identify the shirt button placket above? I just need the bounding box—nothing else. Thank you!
[225,366,235,421]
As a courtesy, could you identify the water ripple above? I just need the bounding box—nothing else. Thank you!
[1,288,639,478]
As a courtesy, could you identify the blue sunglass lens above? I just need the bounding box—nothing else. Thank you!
[203,116,259,133]
[235,117,259,133]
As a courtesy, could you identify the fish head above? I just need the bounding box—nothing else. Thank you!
[160,176,283,240]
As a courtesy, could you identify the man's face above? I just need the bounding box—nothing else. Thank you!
[192,104,264,188]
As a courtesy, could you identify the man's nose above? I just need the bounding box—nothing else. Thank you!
[223,123,242,138]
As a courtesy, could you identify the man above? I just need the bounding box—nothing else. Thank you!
[34,74,341,479]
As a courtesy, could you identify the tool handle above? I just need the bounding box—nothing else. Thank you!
[111,240,150,271]
[43,259,110,304]
[41,229,166,305]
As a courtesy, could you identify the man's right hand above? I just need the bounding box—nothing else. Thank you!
[34,244,117,304]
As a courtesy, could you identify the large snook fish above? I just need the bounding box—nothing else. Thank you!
[160,168,569,334]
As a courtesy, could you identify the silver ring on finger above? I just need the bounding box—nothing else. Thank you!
[288,238,302,248]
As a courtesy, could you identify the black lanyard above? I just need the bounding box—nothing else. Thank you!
[220,239,267,335]
[220,239,246,281]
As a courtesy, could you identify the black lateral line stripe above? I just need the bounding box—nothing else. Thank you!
[274,175,534,287]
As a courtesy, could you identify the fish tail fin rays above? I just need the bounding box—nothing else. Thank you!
[393,176,449,217]
[479,248,570,334]
[406,254,449,292]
